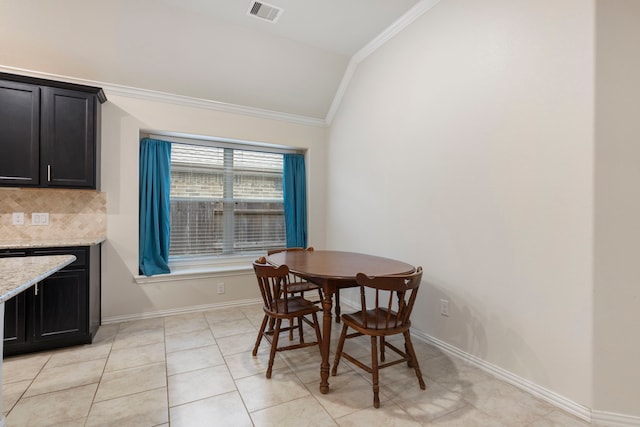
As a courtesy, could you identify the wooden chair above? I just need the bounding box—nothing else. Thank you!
[252,257,323,378]
[267,247,342,324]
[331,266,425,408]
[267,247,323,304]
[267,247,323,340]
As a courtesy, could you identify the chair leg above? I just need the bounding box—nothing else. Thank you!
[253,315,269,356]
[298,316,305,343]
[380,336,386,362]
[371,335,380,408]
[291,291,306,342]
[404,330,425,390]
[335,289,341,323]
[404,341,413,368]
[311,311,323,353]
[266,318,282,379]
[331,322,349,376]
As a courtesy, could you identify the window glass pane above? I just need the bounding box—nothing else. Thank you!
[169,142,286,258]
[233,150,284,253]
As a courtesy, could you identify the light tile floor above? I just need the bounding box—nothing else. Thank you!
[2,303,592,426]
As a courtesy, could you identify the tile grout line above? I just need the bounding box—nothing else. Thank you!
[223,310,257,427]
[162,315,171,426]
[4,352,49,417]
[85,322,118,426]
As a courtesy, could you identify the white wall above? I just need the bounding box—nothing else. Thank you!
[100,94,327,321]
[328,0,594,408]
[594,0,640,418]
[4,0,640,419]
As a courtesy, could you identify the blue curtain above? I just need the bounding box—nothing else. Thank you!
[139,138,172,276]
[283,153,307,248]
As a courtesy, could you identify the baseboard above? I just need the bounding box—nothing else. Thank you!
[411,331,640,425]
[101,298,262,324]
[412,331,593,422]
[411,331,640,426]
[339,297,594,422]
[591,410,640,427]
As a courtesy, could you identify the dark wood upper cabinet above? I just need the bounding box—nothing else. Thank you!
[0,73,106,189]
[0,80,40,186]
[42,87,97,188]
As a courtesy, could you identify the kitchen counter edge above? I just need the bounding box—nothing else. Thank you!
[0,255,76,302]
[0,237,106,249]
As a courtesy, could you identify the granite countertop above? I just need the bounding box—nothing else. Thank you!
[0,255,76,303]
[0,237,106,250]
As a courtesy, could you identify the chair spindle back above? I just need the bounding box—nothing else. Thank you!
[355,266,423,330]
[253,257,292,315]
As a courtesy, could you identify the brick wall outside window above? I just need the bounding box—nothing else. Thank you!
[169,154,286,257]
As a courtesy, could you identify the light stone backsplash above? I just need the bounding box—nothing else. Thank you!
[0,188,106,241]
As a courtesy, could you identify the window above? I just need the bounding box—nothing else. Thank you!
[169,142,286,258]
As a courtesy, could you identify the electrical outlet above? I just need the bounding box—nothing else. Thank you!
[31,212,49,226]
[217,282,225,294]
[439,299,450,317]
[12,212,25,225]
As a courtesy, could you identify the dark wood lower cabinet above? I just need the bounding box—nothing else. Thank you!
[3,294,26,347]
[1,245,101,357]
[34,268,88,342]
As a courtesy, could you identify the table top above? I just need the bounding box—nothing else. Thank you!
[0,255,76,303]
[266,250,415,281]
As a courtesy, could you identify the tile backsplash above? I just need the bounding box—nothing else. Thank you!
[0,188,106,241]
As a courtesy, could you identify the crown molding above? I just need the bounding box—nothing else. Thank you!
[325,0,441,124]
[104,82,327,127]
[0,65,327,128]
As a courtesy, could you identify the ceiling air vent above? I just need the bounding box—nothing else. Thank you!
[248,1,283,23]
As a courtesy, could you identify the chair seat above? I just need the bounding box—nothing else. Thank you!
[265,296,321,319]
[342,309,411,335]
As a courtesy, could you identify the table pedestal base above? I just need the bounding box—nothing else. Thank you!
[319,286,335,394]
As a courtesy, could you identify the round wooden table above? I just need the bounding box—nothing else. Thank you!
[266,250,415,394]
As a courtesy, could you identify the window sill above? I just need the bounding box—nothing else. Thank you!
[134,256,255,284]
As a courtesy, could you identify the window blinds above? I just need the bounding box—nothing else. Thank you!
[169,142,285,257]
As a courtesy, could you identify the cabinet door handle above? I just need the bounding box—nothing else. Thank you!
[35,283,39,296]
[47,165,51,182]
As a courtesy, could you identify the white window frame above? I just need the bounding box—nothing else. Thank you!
[140,131,300,276]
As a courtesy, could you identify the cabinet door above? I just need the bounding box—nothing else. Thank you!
[3,294,27,346]
[32,269,88,342]
[0,249,28,346]
[41,87,96,188]
[0,80,40,186]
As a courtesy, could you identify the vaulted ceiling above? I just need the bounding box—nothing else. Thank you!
[1,0,422,121]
